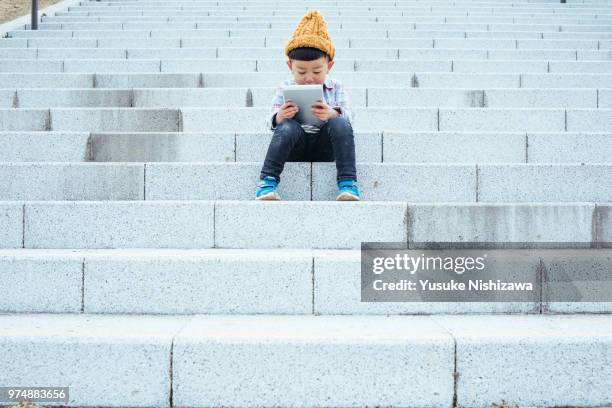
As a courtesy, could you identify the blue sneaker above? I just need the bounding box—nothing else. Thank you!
[256,176,280,200]
[336,179,360,201]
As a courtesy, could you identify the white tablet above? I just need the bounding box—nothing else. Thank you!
[282,84,326,126]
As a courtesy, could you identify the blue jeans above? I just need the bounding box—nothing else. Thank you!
[259,117,357,183]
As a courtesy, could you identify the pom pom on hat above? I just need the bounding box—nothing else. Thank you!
[284,10,335,60]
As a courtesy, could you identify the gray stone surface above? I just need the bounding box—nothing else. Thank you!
[567,108,612,132]
[527,132,612,163]
[520,40,598,49]
[599,89,612,108]
[433,315,612,408]
[0,73,93,88]
[0,313,188,407]
[50,108,180,132]
[88,132,235,162]
[0,163,144,200]
[488,49,576,60]
[414,72,520,88]
[354,107,438,131]
[0,90,14,110]
[0,51,33,60]
[0,60,63,73]
[17,89,132,108]
[133,88,246,107]
[98,38,181,48]
[599,204,612,248]
[521,73,612,88]
[161,58,256,72]
[84,249,313,314]
[0,109,49,131]
[215,201,408,249]
[0,132,90,162]
[383,131,525,163]
[453,60,548,73]
[368,88,485,108]
[356,59,452,72]
[95,73,200,88]
[0,203,23,249]
[478,164,612,202]
[173,315,454,407]
[0,252,83,312]
[409,203,595,246]
[181,107,265,132]
[550,60,612,73]
[128,48,216,59]
[24,201,214,248]
[39,48,126,59]
[483,89,596,108]
[312,163,476,201]
[439,108,565,132]
[64,59,161,73]
[145,162,310,200]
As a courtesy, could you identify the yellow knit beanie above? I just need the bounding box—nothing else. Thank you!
[284,10,335,60]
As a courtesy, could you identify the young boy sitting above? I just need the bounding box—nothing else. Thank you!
[255,10,360,201]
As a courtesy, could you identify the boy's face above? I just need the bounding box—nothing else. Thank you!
[286,56,334,85]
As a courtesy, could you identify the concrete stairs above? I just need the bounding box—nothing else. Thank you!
[1,0,612,406]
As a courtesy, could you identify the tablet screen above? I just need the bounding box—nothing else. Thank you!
[282,84,326,126]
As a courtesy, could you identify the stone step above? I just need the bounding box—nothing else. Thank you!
[3,106,609,132]
[1,37,610,50]
[0,201,607,249]
[50,4,612,10]
[37,15,612,25]
[39,12,612,18]
[50,5,612,11]
[0,313,611,407]
[0,87,607,109]
[0,36,612,49]
[1,48,611,62]
[7,29,612,39]
[2,58,611,74]
[0,107,183,132]
[59,2,611,9]
[2,131,612,164]
[57,6,611,12]
[59,3,612,10]
[73,0,612,4]
[1,247,611,314]
[77,0,612,5]
[49,12,612,19]
[79,1,612,6]
[0,162,611,202]
[1,72,611,89]
[24,21,612,31]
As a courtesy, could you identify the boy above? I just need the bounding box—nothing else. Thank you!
[256,10,360,201]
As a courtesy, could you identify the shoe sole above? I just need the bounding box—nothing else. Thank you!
[256,191,281,201]
[336,192,360,201]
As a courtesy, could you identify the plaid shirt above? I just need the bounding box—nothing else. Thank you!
[265,76,354,134]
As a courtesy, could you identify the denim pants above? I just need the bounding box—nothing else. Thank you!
[259,116,357,183]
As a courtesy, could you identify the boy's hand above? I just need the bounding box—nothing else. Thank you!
[311,100,340,121]
[275,100,299,124]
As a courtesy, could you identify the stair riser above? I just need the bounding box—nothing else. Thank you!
[2,249,611,314]
[1,202,608,249]
[0,88,604,109]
